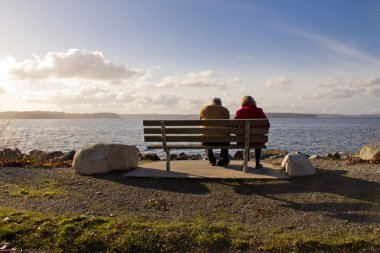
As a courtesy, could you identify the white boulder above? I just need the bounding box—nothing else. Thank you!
[72,143,139,175]
[281,153,315,177]
[359,145,380,161]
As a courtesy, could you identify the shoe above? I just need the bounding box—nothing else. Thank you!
[255,163,264,169]
[217,157,230,166]
[216,159,225,166]
[209,159,217,166]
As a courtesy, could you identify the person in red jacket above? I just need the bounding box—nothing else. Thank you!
[234,95,270,169]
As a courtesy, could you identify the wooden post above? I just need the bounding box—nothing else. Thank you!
[161,121,170,172]
[243,120,250,172]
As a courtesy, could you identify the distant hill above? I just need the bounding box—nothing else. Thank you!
[0,111,120,119]
[119,113,380,119]
[119,113,318,119]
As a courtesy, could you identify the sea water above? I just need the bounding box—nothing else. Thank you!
[0,117,379,156]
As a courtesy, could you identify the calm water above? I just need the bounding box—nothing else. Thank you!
[0,117,379,156]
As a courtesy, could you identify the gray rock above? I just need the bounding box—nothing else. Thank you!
[189,154,202,160]
[29,150,47,160]
[359,145,380,161]
[170,154,178,160]
[45,151,64,160]
[1,148,23,160]
[175,152,188,160]
[326,152,341,160]
[48,150,76,163]
[262,149,288,158]
[72,143,139,175]
[142,153,160,161]
[62,150,76,161]
[270,154,286,160]
[282,153,315,177]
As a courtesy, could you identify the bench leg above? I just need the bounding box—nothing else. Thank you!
[243,149,249,173]
[165,151,170,172]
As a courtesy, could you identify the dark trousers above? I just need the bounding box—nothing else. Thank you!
[255,148,262,164]
[247,148,262,164]
[206,148,229,163]
[203,142,229,163]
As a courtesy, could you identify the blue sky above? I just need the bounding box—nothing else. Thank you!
[0,0,379,114]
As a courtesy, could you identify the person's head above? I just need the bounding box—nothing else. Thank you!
[211,97,222,106]
[241,95,256,107]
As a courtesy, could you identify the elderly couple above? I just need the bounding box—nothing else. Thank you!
[200,95,269,169]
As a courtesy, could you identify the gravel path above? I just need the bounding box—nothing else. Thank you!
[1,159,379,235]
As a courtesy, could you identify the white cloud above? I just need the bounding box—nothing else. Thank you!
[0,86,4,94]
[265,76,292,91]
[225,78,243,85]
[149,93,180,105]
[319,76,346,88]
[152,70,225,88]
[8,49,144,81]
[352,76,380,87]
[365,87,380,97]
[307,87,364,99]
[307,75,380,99]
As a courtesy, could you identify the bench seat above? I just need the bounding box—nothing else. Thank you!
[143,119,269,172]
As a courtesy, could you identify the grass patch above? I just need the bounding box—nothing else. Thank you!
[1,208,380,252]
[1,179,67,198]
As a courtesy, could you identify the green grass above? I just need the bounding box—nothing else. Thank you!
[1,207,380,252]
[1,179,67,198]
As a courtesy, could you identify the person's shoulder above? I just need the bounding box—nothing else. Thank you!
[221,105,229,112]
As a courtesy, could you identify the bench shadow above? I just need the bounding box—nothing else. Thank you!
[233,168,380,223]
[92,171,210,194]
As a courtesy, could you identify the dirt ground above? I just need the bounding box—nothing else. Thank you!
[1,158,379,238]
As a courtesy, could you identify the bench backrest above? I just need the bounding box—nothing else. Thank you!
[143,119,269,144]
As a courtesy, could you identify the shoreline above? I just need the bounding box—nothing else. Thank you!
[0,146,365,169]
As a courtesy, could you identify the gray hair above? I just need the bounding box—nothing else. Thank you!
[212,97,222,105]
[241,95,256,107]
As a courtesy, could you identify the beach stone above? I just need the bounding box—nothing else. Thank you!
[262,149,288,158]
[189,154,202,160]
[142,153,160,161]
[45,151,64,160]
[1,148,23,160]
[49,150,76,163]
[175,152,188,160]
[170,154,178,160]
[72,143,139,175]
[28,150,47,160]
[270,154,286,159]
[62,150,76,161]
[359,145,380,161]
[326,152,341,160]
[281,153,315,177]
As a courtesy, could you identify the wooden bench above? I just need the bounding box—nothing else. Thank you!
[143,119,269,173]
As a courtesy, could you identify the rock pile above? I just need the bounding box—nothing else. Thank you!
[0,147,76,167]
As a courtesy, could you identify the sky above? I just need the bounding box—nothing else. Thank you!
[0,0,380,115]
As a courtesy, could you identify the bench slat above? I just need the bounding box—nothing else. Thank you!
[147,144,267,149]
[143,119,269,126]
[144,135,268,142]
[144,127,269,135]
